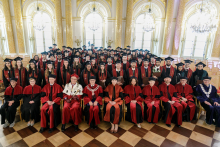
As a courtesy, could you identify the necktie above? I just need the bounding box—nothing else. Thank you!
[113,86,115,101]
[49,86,53,101]
[151,88,153,98]
[181,86,185,97]
[167,86,171,100]
[32,87,34,99]
[133,70,135,76]
[134,87,136,99]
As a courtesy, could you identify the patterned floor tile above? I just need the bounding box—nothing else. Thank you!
[150,125,170,137]
[109,139,133,147]
[17,126,38,138]
[119,131,142,146]
[134,139,159,147]
[172,126,193,138]
[196,119,215,131]
[193,125,214,138]
[84,139,107,147]
[62,125,82,138]
[23,132,46,147]
[95,131,118,146]
[84,126,104,138]
[98,121,111,131]
[106,127,126,138]
[190,131,213,146]
[156,121,175,131]
[118,121,134,130]
[215,127,220,133]
[33,122,41,131]
[0,132,22,147]
[128,125,148,137]
[213,131,220,141]
[47,132,70,147]
[160,139,183,147]
[181,122,196,130]
[78,121,90,131]
[185,138,209,147]
[13,121,28,131]
[56,123,72,131]
[166,131,189,146]
[6,139,29,147]
[72,132,94,146]
[143,131,165,146]
[211,139,220,147]
[58,139,81,147]
[0,127,15,138]
[41,128,60,138]
[140,121,155,130]
[32,139,55,147]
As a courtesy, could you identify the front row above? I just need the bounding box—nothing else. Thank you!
[1,74,220,133]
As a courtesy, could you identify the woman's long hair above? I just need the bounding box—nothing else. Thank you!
[14,61,23,70]
[129,77,138,86]
[28,64,38,75]
[45,66,55,77]
[73,61,81,68]
[4,62,13,70]
[62,63,71,73]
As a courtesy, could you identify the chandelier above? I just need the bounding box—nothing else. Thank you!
[33,1,46,31]
[88,3,100,31]
[190,0,218,34]
[143,6,155,32]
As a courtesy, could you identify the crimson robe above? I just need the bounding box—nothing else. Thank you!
[83,84,103,125]
[2,68,14,88]
[38,59,47,76]
[22,85,41,122]
[175,83,196,121]
[139,66,151,86]
[104,84,123,124]
[14,67,27,88]
[124,85,143,124]
[159,83,183,125]
[80,70,95,87]
[127,68,139,79]
[121,62,130,71]
[41,83,63,128]
[1,85,23,124]
[142,85,161,123]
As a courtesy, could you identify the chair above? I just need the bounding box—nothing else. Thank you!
[0,97,23,121]
[123,100,144,121]
[194,96,205,119]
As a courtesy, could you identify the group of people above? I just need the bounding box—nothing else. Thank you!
[0,44,220,134]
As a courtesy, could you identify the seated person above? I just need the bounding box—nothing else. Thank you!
[175,77,196,122]
[104,77,123,133]
[39,74,63,133]
[83,76,103,129]
[22,77,41,126]
[196,76,220,127]
[159,76,183,127]
[143,77,161,124]
[62,74,83,131]
[124,76,143,128]
[0,77,23,128]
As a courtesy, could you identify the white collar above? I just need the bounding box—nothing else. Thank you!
[132,67,135,70]
[116,68,121,72]
[144,66,148,69]
[166,65,171,68]
[185,67,189,70]
[166,83,170,86]
[108,63,112,65]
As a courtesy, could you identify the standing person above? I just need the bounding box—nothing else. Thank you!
[104,77,123,133]
[13,57,27,88]
[121,54,130,71]
[161,57,176,85]
[159,76,183,127]
[174,62,186,85]
[22,77,41,126]
[2,58,14,88]
[27,59,42,86]
[71,56,82,77]
[191,62,208,88]
[139,58,151,88]
[38,51,48,86]
[175,77,196,122]
[44,61,57,84]
[97,62,111,89]
[59,58,73,88]
[196,77,220,127]
[183,60,193,84]
[61,74,83,131]
[127,60,139,79]
[112,60,127,87]
[55,52,63,82]
[124,77,143,128]
[105,57,115,76]
[0,78,23,128]
[143,77,161,124]
[152,57,164,86]
[83,76,103,129]
[80,62,96,87]
[39,74,63,133]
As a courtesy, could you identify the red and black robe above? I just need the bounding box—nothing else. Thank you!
[71,64,82,77]
[124,85,143,124]
[104,84,123,124]
[152,66,164,86]
[27,69,42,86]
[112,69,127,86]
[175,83,196,121]
[182,68,193,84]
[41,83,63,128]
[139,66,151,86]
[98,70,111,89]
[2,68,14,88]
[22,84,41,122]
[44,69,57,84]
[1,85,23,124]
[59,68,72,87]
[162,66,176,85]
[159,83,183,125]
[127,67,139,79]
[105,64,115,76]
[91,64,99,74]
[142,85,161,123]
[14,68,27,88]
[121,62,130,71]
[83,84,103,125]
[80,69,95,87]
[38,59,47,76]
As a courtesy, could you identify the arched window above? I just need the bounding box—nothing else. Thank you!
[182,15,209,58]
[134,14,153,49]
[34,12,52,53]
[84,13,103,47]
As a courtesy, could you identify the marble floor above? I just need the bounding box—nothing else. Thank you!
[0,114,220,147]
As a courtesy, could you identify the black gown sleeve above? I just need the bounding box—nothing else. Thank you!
[105,71,111,86]
[3,69,9,88]
[80,70,86,87]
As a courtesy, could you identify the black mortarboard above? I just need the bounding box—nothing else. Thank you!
[145,49,150,53]
[107,46,111,48]
[91,44,94,46]
[107,56,112,60]
[100,53,104,56]
[111,77,118,80]
[90,76,96,79]
[57,52,62,56]
[63,57,69,61]
[74,55,79,58]
[53,44,57,46]
[82,45,86,47]
[196,62,206,67]
[4,58,12,62]
[86,61,91,66]
[10,77,18,82]
[116,60,121,64]
[41,51,48,55]
[180,76,188,80]
[132,50,136,52]
[64,50,69,54]
[14,57,23,61]
[49,54,54,57]
[149,77,156,81]
[143,58,149,62]
[62,46,66,48]
[137,55,143,59]
[155,57,163,62]
[47,60,53,64]
[184,60,193,64]
[48,74,56,78]
[131,59,137,63]
[164,76,172,79]
[203,76,211,80]
[175,62,184,67]
[122,54,127,56]
[99,62,105,66]
[130,76,137,80]
[29,59,36,64]
[91,57,95,60]
[127,46,131,48]
[49,47,52,49]
[29,76,36,80]
[165,57,174,61]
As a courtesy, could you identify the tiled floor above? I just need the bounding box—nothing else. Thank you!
[0,114,220,147]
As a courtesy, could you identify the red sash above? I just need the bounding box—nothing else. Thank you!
[4,69,12,82]
[112,69,124,77]
[187,68,192,79]
[98,71,107,80]
[105,64,115,70]
[141,66,151,79]
[163,66,175,78]
[61,70,70,84]
[129,68,138,78]
[73,68,81,76]
[28,69,38,79]
[92,64,98,73]
[121,62,129,70]
[14,68,26,87]
[83,70,95,85]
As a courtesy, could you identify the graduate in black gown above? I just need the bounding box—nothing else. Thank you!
[97,62,111,89]
[2,58,14,88]
[81,61,96,87]
[173,62,186,85]
[191,62,208,88]
[0,78,23,128]
[161,57,176,85]
[13,57,27,88]
[27,59,42,86]
[22,77,41,126]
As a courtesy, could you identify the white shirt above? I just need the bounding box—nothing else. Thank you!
[116,69,121,72]
[108,63,112,65]
[144,66,148,69]
[132,68,135,70]
[166,65,171,68]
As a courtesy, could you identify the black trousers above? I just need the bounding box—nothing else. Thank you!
[21,102,40,122]
[0,102,19,124]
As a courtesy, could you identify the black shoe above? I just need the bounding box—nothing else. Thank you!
[177,125,181,128]
[94,125,97,129]
[61,124,66,132]
[48,128,54,133]
[75,125,79,131]
[39,127,46,133]
[166,124,171,127]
